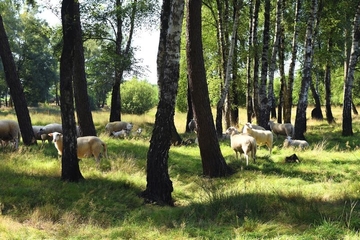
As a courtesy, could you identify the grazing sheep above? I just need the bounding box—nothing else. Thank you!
[285,153,300,163]
[243,123,273,154]
[0,120,21,149]
[112,129,129,138]
[241,123,265,132]
[105,121,133,136]
[283,136,309,150]
[268,120,294,138]
[39,123,81,137]
[49,132,108,164]
[226,127,257,166]
[32,125,52,144]
[188,119,198,132]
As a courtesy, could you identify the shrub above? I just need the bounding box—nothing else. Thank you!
[121,78,158,114]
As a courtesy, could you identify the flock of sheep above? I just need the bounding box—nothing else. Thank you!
[1,117,308,166]
[225,120,309,165]
[0,119,138,164]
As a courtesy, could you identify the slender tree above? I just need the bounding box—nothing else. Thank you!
[257,0,270,128]
[342,1,360,136]
[141,0,184,205]
[267,0,282,120]
[284,0,301,123]
[294,0,318,140]
[72,0,96,136]
[0,14,36,146]
[186,0,230,177]
[59,0,84,182]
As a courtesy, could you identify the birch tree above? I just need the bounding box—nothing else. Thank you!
[342,1,360,136]
[294,0,318,140]
[141,0,184,205]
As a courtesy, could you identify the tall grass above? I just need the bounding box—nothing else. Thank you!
[0,105,360,239]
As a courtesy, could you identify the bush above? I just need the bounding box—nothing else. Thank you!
[121,78,158,114]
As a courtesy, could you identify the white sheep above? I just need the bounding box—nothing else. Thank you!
[105,121,133,136]
[241,123,265,133]
[39,123,81,137]
[268,120,294,138]
[226,127,257,166]
[283,136,309,150]
[32,125,52,144]
[243,123,273,154]
[49,132,108,164]
[112,129,129,138]
[0,120,21,149]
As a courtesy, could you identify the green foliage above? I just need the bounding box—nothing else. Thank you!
[120,78,157,114]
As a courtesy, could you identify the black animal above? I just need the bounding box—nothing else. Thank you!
[285,153,300,163]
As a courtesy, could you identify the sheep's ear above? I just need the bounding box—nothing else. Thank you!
[48,133,53,136]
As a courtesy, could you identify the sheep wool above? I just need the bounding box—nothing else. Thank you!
[0,120,21,149]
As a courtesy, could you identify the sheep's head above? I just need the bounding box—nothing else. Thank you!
[49,132,62,143]
[226,127,238,136]
[136,128,142,134]
[126,123,133,131]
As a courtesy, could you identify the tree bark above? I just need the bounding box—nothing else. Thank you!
[284,0,301,123]
[257,0,270,128]
[109,0,137,122]
[186,0,230,178]
[142,0,184,206]
[295,0,318,140]
[252,0,261,122]
[60,0,84,182]
[268,0,282,120]
[246,0,254,123]
[324,38,335,124]
[0,15,36,146]
[215,1,241,136]
[342,1,360,136]
[72,0,96,136]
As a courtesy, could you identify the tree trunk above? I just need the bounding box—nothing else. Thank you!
[284,0,301,124]
[186,0,230,178]
[268,0,282,120]
[295,0,318,140]
[252,0,261,122]
[324,39,335,124]
[185,77,194,133]
[109,0,137,122]
[142,0,184,206]
[257,0,270,128]
[215,1,241,136]
[342,0,360,137]
[246,0,254,123]
[0,15,36,146]
[60,0,84,182]
[277,20,285,124]
[310,77,323,120]
[72,0,96,136]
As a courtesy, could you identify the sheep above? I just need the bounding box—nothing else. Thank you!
[268,120,294,138]
[285,153,300,163]
[39,123,81,137]
[49,132,108,164]
[0,120,21,149]
[112,129,129,138]
[32,125,52,144]
[105,121,133,136]
[243,123,273,154]
[188,119,198,132]
[241,123,265,133]
[225,127,257,166]
[283,136,309,150]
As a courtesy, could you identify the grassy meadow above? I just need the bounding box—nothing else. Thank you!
[0,105,360,239]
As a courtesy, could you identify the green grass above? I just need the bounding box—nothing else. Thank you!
[1,105,360,239]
